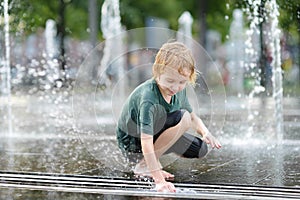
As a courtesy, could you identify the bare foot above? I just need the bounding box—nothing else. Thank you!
[133,160,174,179]
[133,159,152,177]
[161,170,174,180]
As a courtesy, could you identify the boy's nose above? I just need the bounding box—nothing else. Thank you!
[171,84,180,93]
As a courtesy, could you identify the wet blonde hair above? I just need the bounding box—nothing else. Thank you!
[152,41,197,85]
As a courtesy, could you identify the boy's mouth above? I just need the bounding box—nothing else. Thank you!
[168,89,176,96]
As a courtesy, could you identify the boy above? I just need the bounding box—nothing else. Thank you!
[116,41,221,192]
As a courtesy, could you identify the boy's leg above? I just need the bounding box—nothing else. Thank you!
[154,110,208,158]
[134,110,191,178]
[166,133,208,158]
[153,110,192,159]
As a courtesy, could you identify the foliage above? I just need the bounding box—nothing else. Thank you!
[2,0,95,39]
[1,0,299,43]
[120,0,195,30]
[7,0,58,35]
[277,0,300,42]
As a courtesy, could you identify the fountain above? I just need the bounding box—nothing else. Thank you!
[0,0,299,199]
[2,0,12,136]
[100,0,124,85]
[243,0,283,142]
[266,0,283,142]
[1,2,14,199]
[71,0,129,170]
[45,19,58,60]
[44,19,61,88]
[177,11,193,48]
[227,9,245,95]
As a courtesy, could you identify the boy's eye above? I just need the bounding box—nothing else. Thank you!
[167,79,174,83]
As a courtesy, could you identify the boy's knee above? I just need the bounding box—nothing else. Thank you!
[198,142,208,158]
[180,109,192,128]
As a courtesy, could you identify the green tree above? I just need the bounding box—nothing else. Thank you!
[5,0,93,39]
[4,0,299,42]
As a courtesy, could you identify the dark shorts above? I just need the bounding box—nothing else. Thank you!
[118,110,208,163]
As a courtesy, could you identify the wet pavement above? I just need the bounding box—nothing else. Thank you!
[0,92,299,199]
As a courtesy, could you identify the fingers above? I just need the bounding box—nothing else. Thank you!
[214,140,222,149]
[205,134,222,149]
[209,137,220,148]
[167,183,176,192]
[161,170,175,180]
[210,139,220,149]
[212,135,222,149]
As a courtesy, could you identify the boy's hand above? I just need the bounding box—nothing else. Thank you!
[155,181,176,193]
[203,132,222,149]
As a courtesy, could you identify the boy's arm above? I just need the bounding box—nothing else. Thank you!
[190,112,222,149]
[140,133,176,192]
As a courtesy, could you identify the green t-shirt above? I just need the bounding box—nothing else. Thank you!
[116,78,192,152]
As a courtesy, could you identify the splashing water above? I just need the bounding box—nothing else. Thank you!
[244,0,263,89]
[177,11,193,48]
[247,85,265,137]
[100,0,124,85]
[244,0,283,142]
[266,0,283,142]
[3,0,12,136]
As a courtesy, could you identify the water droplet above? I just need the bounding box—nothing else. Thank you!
[248,114,254,120]
[44,84,51,90]
[55,80,63,88]
[226,3,230,10]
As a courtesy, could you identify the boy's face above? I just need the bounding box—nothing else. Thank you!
[156,66,190,97]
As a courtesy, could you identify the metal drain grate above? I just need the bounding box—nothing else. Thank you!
[0,171,299,199]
